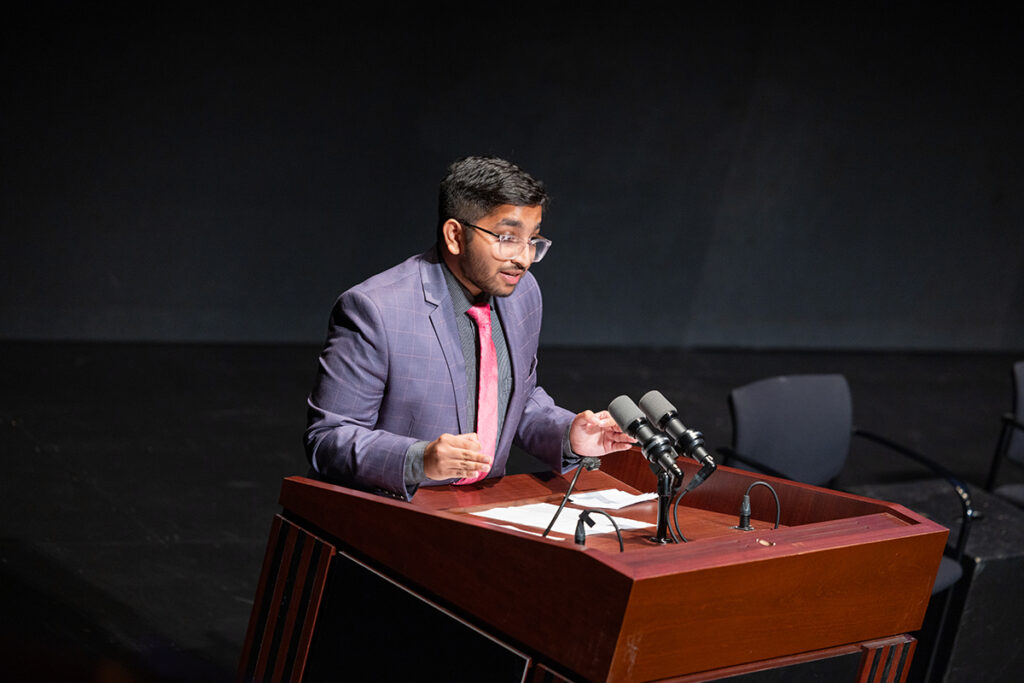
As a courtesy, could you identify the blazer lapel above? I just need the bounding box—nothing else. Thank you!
[420,251,470,434]
[494,290,539,472]
[494,292,530,418]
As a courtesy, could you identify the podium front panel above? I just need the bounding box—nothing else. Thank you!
[303,550,531,682]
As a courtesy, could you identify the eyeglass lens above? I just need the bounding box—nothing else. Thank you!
[496,238,549,262]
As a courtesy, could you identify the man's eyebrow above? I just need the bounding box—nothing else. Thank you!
[495,218,542,233]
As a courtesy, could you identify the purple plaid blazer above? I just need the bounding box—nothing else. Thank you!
[305,248,575,499]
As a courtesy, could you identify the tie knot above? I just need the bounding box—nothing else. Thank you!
[467,303,491,330]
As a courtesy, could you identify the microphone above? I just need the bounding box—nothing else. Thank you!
[639,390,715,466]
[639,390,717,491]
[608,395,683,479]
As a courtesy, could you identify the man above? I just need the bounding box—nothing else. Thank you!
[305,156,631,500]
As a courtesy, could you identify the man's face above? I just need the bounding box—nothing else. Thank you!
[449,204,543,298]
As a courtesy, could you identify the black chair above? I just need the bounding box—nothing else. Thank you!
[984,360,1024,508]
[718,374,975,682]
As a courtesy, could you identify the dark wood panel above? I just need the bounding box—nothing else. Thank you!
[237,515,334,683]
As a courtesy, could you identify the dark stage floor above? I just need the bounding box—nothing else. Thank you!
[1,342,1020,681]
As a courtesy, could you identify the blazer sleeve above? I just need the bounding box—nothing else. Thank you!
[304,289,419,498]
[509,287,575,472]
[515,383,576,473]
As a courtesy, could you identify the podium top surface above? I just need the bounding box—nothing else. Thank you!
[412,465,926,573]
[282,450,943,572]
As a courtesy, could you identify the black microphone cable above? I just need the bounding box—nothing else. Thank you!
[670,487,691,543]
[574,509,625,552]
[734,481,781,531]
[669,457,721,541]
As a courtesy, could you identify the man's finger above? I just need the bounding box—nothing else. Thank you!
[458,454,492,468]
[443,432,481,449]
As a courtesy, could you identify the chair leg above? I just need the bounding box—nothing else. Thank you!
[986,421,1012,491]
[923,584,956,683]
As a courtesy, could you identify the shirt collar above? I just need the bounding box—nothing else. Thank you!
[441,257,490,313]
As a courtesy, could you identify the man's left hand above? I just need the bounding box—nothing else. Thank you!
[568,409,634,457]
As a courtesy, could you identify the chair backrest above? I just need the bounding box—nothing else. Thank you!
[728,374,853,486]
[1008,360,1024,465]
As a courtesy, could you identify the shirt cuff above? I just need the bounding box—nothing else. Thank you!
[404,440,428,490]
[560,424,583,470]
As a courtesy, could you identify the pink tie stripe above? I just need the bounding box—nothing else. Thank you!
[455,303,497,485]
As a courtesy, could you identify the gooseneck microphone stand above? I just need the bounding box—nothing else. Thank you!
[606,395,686,544]
[542,456,603,538]
[651,463,683,544]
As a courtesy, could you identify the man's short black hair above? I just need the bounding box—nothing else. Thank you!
[437,156,549,245]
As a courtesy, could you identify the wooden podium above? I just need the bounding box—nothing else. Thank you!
[238,450,947,682]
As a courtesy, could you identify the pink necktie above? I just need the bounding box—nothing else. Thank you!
[455,303,497,485]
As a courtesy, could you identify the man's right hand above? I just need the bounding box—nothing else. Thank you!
[423,432,493,481]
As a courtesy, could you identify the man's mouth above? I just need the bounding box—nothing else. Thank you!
[499,270,524,285]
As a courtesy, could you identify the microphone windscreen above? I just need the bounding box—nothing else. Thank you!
[638,390,675,423]
[607,395,643,431]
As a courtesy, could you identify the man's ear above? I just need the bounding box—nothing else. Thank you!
[441,219,464,255]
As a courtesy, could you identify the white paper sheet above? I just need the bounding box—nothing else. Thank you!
[470,502,653,536]
[568,489,657,510]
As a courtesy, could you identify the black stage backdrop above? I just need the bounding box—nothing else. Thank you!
[3,2,1022,350]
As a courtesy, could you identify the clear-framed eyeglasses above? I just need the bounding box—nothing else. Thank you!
[458,220,553,263]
